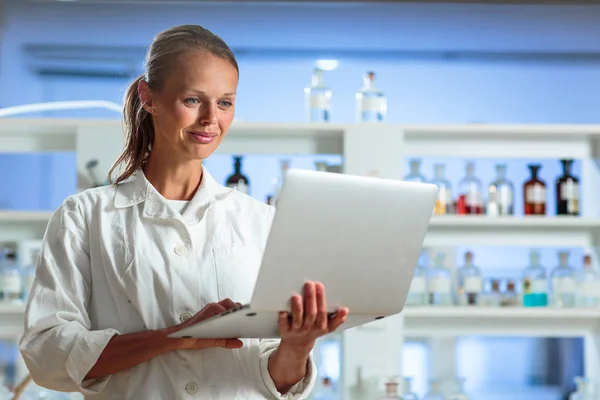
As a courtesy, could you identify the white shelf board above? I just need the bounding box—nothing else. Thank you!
[425,215,600,247]
[402,306,600,337]
[0,303,25,339]
[0,211,53,222]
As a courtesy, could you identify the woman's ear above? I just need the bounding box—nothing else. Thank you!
[138,79,155,114]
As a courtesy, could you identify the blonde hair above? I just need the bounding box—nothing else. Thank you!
[108,25,238,184]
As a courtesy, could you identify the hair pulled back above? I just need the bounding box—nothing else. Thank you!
[108,25,238,184]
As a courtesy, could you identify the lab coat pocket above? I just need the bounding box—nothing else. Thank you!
[212,245,263,305]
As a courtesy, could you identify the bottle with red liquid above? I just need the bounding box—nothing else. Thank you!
[457,162,484,215]
[523,164,546,216]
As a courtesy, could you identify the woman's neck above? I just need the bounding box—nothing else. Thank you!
[143,153,203,201]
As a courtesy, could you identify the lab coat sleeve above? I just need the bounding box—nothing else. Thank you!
[19,197,120,394]
[258,339,317,400]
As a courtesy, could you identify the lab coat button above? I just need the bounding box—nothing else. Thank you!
[180,312,193,323]
[185,382,198,395]
[174,244,187,256]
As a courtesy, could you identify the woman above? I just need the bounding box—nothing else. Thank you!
[19,24,348,399]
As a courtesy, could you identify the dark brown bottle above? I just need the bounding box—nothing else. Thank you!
[225,155,250,194]
[523,164,546,216]
[556,159,580,216]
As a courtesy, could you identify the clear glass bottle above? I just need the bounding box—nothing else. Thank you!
[487,164,514,216]
[355,71,386,123]
[569,376,595,400]
[379,376,402,400]
[578,254,600,307]
[432,163,454,215]
[428,252,453,306]
[457,162,484,215]
[266,159,290,206]
[400,377,419,400]
[305,68,332,123]
[404,159,427,183]
[501,278,521,307]
[406,251,428,306]
[423,379,445,400]
[522,250,548,307]
[225,155,250,195]
[1,251,22,304]
[556,159,580,216]
[551,251,576,308]
[457,251,482,306]
[448,377,470,400]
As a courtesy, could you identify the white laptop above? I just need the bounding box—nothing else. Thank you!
[169,168,438,339]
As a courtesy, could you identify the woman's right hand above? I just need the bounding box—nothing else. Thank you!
[167,298,244,350]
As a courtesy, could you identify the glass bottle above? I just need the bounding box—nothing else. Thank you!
[315,161,329,172]
[225,155,250,195]
[401,377,419,400]
[522,250,548,307]
[314,377,336,400]
[1,251,23,304]
[487,164,514,216]
[448,377,470,400]
[266,159,290,206]
[457,162,484,215]
[523,164,546,216]
[569,377,595,400]
[432,163,454,215]
[551,251,576,308]
[457,251,482,306]
[305,68,332,123]
[348,367,369,400]
[406,251,428,306]
[379,376,402,400]
[556,159,580,216]
[578,254,600,307]
[423,379,445,400]
[428,252,453,306]
[501,279,520,307]
[355,71,387,123]
[404,159,427,183]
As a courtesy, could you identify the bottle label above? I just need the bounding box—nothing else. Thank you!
[3,275,22,294]
[429,277,451,294]
[309,93,330,109]
[360,97,385,113]
[487,202,499,216]
[434,187,452,215]
[531,278,547,293]
[581,280,599,297]
[499,186,513,206]
[526,185,546,204]
[466,190,482,207]
[553,277,575,294]
[464,276,483,293]
[409,276,426,293]
[228,182,248,194]
[560,181,579,201]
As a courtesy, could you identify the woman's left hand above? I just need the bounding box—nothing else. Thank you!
[277,281,349,354]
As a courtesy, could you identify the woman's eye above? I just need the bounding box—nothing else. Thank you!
[184,98,200,105]
[219,100,233,108]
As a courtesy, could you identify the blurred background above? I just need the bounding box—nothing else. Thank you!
[1,0,600,399]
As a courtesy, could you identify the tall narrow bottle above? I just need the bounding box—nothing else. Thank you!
[404,159,427,183]
[522,250,548,307]
[556,159,580,216]
[487,164,514,216]
[355,71,386,123]
[523,164,546,216]
[1,251,22,304]
[400,377,419,400]
[551,251,576,308]
[304,68,332,123]
[457,251,482,306]
[457,162,484,215]
[225,155,250,194]
[432,163,454,215]
[578,254,600,307]
[406,251,428,306]
[427,252,453,306]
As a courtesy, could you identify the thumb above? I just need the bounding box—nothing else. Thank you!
[213,338,243,349]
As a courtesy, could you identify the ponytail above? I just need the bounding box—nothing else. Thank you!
[108,75,155,184]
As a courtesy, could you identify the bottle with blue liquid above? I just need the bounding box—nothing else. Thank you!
[522,250,548,307]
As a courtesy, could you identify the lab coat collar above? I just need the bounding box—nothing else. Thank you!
[114,165,233,221]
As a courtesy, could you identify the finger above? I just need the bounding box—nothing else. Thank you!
[203,303,227,319]
[291,294,303,330]
[314,282,328,331]
[223,339,244,349]
[278,311,290,334]
[218,298,239,310]
[328,307,349,333]
[302,282,317,331]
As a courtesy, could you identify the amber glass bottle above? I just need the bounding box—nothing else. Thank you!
[556,159,580,216]
[523,164,546,215]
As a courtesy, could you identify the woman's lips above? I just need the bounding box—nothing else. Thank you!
[189,131,217,144]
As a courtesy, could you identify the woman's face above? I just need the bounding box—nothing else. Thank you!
[143,50,238,162]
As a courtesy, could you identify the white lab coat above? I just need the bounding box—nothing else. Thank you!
[19,167,316,400]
